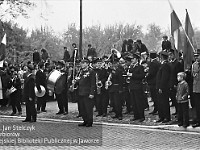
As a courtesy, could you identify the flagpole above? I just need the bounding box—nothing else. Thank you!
[168,0,195,52]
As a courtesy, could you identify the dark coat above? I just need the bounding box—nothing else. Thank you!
[162,40,171,51]
[35,69,47,91]
[33,52,41,64]
[137,43,148,54]
[128,64,145,90]
[63,50,70,62]
[146,59,160,86]
[169,59,184,88]
[109,67,123,93]
[156,61,171,90]
[78,69,96,96]
[87,48,97,57]
[23,73,35,101]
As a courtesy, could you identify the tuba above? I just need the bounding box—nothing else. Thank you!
[96,73,103,94]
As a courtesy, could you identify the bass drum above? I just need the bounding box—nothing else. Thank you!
[46,70,66,95]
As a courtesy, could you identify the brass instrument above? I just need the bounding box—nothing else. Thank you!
[69,68,81,92]
[105,73,112,90]
[96,73,103,94]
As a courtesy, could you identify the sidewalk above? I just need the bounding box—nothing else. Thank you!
[0,100,200,133]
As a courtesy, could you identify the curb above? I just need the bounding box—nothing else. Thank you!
[1,115,200,135]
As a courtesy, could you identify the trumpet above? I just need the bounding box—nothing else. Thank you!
[105,73,112,89]
[96,73,103,94]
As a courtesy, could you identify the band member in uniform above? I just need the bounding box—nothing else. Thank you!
[156,51,171,123]
[191,49,200,128]
[93,58,108,117]
[55,60,68,115]
[106,58,123,120]
[22,65,37,122]
[146,51,160,115]
[128,53,146,122]
[36,62,47,113]
[8,66,22,116]
[76,58,96,127]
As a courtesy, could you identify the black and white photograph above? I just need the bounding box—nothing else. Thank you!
[0,0,200,149]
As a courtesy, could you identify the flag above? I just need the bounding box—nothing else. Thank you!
[183,9,194,71]
[0,33,6,64]
[168,0,182,51]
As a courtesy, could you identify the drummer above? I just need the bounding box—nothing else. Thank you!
[36,62,47,113]
[55,60,68,115]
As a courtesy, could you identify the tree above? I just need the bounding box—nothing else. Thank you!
[0,0,35,19]
[143,23,162,52]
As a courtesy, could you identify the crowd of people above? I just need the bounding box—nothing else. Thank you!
[0,36,200,128]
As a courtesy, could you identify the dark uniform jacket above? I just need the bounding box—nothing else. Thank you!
[23,73,35,101]
[78,69,96,96]
[162,40,171,51]
[35,69,47,91]
[8,76,21,91]
[156,61,171,90]
[109,67,123,92]
[169,59,184,88]
[146,59,160,86]
[128,64,145,90]
[94,68,108,92]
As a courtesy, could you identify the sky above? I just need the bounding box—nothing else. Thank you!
[14,0,200,34]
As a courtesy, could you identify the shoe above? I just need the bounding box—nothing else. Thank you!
[37,111,40,114]
[86,124,92,127]
[138,118,145,122]
[18,112,22,115]
[10,112,16,116]
[30,120,36,122]
[96,114,102,117]
[144,107,149,111]
[102,113,107,117]
[130,118,139,121]
[56,111,64,115]
[124,111,130,114]
[162,118,171,123]
[112,115,118,119]
[183,124,189,128]
[63,112,68,115]
[156,118,164,123]
[178,123,183,127]
[22,120,31,122]
[172,112,177,115]
[78,122,87,126]
[76,114,81,118]
[149,110,158,115]
[118,117,122,120]
[41,110,47,112]
[192,123,200,128]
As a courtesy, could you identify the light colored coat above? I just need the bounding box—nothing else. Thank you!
[192,61,200,93]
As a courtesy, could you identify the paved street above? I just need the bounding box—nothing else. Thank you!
[0,117,200,150]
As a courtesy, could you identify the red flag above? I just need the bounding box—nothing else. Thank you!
[169,0,182,51]
[0,33,6,63]
[183,9,194,71]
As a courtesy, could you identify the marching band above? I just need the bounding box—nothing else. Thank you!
[1,41,200,128]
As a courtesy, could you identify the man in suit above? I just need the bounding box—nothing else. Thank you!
[63,46,70,62]
[136,39,148,55]
[162,35,171,51]
[156,51,171,123]
[128,53,146,122]
[87,44,97,58]
[76,58,96,127]
[22,65,37,122]
[146,51,160,115]
[33,49,40,65]
[36,62,47,113]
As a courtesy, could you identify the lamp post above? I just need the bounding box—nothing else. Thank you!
[79,0,83,59]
